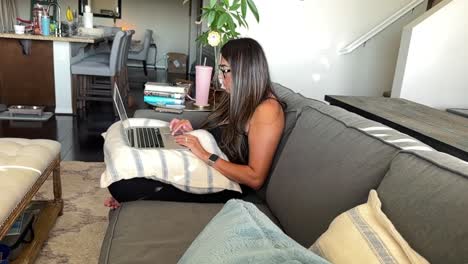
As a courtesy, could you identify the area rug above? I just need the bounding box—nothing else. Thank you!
[34,161,108,264]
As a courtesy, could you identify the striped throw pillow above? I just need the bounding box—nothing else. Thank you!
[101,118,242,194]
[310,190,429,264]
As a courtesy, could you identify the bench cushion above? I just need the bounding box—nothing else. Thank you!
[0,138,60,228]
[378,150,468,264]
[98,200,278,264]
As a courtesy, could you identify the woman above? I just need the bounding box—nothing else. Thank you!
[105,38,284,208]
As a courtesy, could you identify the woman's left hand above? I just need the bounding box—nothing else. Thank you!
[175,134,210,160]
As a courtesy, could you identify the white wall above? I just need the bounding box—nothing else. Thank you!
[15,0,190,68]
[392,0,468,109]
[238,0,428,101]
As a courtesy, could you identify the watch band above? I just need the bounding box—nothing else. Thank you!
[207,154,219,166]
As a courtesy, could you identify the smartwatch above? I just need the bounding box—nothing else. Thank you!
[207,154,219,166]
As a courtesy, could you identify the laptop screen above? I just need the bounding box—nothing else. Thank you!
[113,84,131,131]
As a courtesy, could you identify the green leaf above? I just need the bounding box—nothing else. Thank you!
[196,31,209,45]
[233,12,246,28]
[227,22,236,35]
[236,11,249,27]
[222,0,229,7]
[226,15,236,31]
[226,13,235,27]
[210,0,217,8]
[217,13,229,28]
[214,6,225,12]
[230,2,241,10]
[241,0,247,18]
[246,0,259,22]
[207,11,216,26]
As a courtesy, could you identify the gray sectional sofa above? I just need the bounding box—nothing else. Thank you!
[98,84,468,264]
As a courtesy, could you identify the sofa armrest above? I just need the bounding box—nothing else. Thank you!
[133,109,210,129]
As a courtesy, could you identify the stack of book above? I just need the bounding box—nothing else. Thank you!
[143,82,187,109]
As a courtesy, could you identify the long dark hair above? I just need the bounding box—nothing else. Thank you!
[203,38,277,164]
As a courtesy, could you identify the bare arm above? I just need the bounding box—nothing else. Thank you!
[208,99,284,190]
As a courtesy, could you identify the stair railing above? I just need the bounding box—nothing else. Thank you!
[338,0,425,55]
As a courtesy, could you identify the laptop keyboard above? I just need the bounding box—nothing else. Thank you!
[128,127,164,148]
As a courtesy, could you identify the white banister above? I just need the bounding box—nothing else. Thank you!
[338,0,425,55]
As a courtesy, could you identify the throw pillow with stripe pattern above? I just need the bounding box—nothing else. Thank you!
[310,190,429,264]
[100,118,242,194]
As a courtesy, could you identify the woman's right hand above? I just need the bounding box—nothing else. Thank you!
[169,118,194,135]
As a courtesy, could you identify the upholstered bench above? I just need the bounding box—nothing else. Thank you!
[0,138,63,262]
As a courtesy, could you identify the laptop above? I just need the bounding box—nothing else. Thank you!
[113,84,186,150]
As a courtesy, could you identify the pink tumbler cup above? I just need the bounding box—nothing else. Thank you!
[195,65,213,106]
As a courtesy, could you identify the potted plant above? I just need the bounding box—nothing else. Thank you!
[184,0,260,85]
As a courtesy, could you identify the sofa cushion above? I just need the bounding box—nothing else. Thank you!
[98,200,278,264]
[256,84,326,200]
[269,83,326,170]
[266,105,430,247]
[377,150,468,264]
[272,83,326,110]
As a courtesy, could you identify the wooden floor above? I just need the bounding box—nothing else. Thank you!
[0,68,188,162]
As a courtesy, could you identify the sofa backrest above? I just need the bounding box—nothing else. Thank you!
[256,84,325,200]
[377,150,468,264]
[265,104,431,247]
[270,83,326,170]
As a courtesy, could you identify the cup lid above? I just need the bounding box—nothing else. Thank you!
[196,65,213,69]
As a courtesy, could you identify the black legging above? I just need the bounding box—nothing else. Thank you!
[108,178,242,203]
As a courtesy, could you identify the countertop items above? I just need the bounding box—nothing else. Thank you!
[14,25,25,34]
[0,32,106,43]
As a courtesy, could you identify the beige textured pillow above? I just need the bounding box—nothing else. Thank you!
[310,190,429,264]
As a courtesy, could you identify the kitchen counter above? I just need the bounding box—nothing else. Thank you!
[0,32,107,43]
[0,32,114,114]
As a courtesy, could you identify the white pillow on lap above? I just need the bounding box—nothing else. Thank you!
[100,118,242,194]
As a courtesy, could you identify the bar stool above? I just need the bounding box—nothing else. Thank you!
[128,29,153,76]
[87,30,134,99]
[71,31,126,115]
